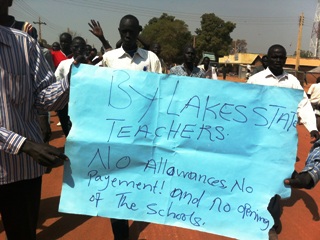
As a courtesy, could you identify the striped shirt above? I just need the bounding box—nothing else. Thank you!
[0,26,69,185]
[170,64,206,78]
[302,140,320,186]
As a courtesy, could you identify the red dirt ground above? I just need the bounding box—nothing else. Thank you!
[0,76,319,240]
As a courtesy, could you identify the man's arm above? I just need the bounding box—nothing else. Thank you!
[20,139,68,167]
[137,36,150,50]
[31,39,69,113]
[307,84,315,98]
[88,20,112,51]
[297,91,320,140]
[284,141,320,189]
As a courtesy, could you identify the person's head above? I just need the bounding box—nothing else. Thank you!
[85,44,93,57]
[0,0,12,16]
[88,47,98,59]
[118,15,142,51]
[150,43,162,56]
[52,42,61,51]
[70,36,86,59]
[59,32,72,55]
[261,55,268,69]
[38,39,49,48]
[183,45,196,64]
[202,57,210,68]
[267,44,287,76]
[0,0,13,25]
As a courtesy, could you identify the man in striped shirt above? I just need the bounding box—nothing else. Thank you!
[285,139,320,189]
[0,0,54,146]
[0,24,70,240]
[170,45,206,78]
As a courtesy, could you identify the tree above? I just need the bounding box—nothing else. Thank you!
[140,13,192,65]
[293,50,313,58]
[195,13,236,60]
[230,39,247,54]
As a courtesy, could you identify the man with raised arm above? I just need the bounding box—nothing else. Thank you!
[90,14,161,240]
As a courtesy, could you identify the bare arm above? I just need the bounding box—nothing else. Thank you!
[88,19,112,51]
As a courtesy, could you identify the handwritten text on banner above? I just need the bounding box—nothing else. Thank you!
[59,64,302,240]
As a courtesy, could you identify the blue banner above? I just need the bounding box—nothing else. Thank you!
[59,64,302,239]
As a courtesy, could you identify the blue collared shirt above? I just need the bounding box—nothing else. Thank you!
[0,26,69,184]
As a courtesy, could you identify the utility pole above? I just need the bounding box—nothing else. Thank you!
[309,0,320,57]
[33,17,46,40]
[295,13,304,71]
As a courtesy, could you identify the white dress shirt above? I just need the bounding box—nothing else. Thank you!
[308,83,320,105]
[55,58,74,80]
[102,47,161,73]
[247,67,317,132]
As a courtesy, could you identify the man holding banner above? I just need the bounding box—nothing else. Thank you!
[247,44,319,239]
[0,25,69,240]
[247,44,318,139]
[100,14,161,240]
[61,44,308,239]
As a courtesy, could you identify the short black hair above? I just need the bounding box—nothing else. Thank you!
[72,36,86,45]
[183,45,195,53]
[59,32,72,41]
[119,14,141,31]
[267,44,286,57]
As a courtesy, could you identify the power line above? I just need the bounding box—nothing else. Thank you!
[33,17,46,40]
[11,0,314,51]
[52,0,309,27]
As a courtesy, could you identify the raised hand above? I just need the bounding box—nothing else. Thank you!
[88,19,112,51]
[88,19,104,39]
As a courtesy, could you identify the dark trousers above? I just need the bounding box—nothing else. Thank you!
[268,194,281,231]
[111,218,129,240]
[0,177,42,240]
[57,104,71,137]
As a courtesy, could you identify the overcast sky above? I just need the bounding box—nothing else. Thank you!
[10,0,318,55]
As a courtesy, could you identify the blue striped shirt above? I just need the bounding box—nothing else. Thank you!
[170,64,206,78]
[0,26,69,184]
[302,140,320,186]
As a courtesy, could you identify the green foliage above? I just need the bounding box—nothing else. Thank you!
[230,39,248,54]
[140,13,192,65]
[293,50,314,58]
[195,13,236,60]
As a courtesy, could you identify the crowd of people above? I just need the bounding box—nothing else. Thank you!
[1,1,320,240]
